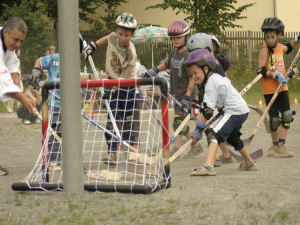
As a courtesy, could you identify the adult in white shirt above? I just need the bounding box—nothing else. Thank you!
[0,17,36,176]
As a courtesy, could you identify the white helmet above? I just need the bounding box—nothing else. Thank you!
[186,33,213,52]
[116,13,137,29]
[210,35,220,48]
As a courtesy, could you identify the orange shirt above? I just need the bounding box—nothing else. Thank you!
[260,43,288,95]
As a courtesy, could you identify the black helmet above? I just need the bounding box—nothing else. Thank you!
[261,17,285,35]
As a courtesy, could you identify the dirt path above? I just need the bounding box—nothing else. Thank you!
[0,106,300,225]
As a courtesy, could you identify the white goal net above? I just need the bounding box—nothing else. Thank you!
[12,78,171,194]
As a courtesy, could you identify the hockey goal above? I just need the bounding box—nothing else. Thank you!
[12,78,170,194]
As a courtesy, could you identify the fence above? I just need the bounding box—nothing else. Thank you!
[80,30,299,71]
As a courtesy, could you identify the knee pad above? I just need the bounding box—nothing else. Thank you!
[227,132,243,150]
[205,128,219,145]
[270,117,281,132]
[281,110,296,129]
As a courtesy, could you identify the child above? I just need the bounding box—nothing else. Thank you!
[186,33,233,165]
[34,53,61,172]
[144,20,194,155]
[210,35,230,72]
[83,13,139,165]
[258,17,300,158]
[184,49,256,176]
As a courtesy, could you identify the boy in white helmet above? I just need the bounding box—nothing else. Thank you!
[83,13,139,165]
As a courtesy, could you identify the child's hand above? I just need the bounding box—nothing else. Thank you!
[83,41,97,60]
[191,121,206,146]
[295,34,300,43]
[273,71,288,86]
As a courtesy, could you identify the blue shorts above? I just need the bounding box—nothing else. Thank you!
[213,113,248,151]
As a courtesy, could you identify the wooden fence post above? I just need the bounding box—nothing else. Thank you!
[248,30,253,70]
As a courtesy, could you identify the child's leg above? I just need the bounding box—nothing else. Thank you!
[205,142,219,166]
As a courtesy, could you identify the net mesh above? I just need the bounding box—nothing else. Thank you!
[20,79,170,193]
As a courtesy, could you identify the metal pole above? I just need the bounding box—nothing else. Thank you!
[58,0,83,193]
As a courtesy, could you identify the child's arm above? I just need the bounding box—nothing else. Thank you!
[257,47,274,77]
[282,34,300,54]
[83,35,109,60]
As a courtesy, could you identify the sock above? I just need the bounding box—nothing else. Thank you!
[273,141,279,146]
[279,139,285,145]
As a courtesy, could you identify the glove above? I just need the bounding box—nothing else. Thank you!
[286,67,299,80]
[180,95,192,116]
[144,66,159,78]
[273,71,288,87]
[191,121,206,146]
[83,41,97,60]
[295,34,300,43]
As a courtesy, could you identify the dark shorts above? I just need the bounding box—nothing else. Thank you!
[213,113,248,151]
[264,91,290,119]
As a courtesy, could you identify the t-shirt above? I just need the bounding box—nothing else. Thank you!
[0,27,21,102]
[165,49,191,97]
[40,53,60,108]
[204,73,249,115]
[106,32,137,79]
[260,43,288,95]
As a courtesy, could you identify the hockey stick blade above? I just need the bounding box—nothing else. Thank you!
[229,149,263,162]
[248,104,270,133]
[86,170,124,181]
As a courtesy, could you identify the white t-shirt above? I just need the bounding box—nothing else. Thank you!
[204,73,249,115]
[0,27,21,102]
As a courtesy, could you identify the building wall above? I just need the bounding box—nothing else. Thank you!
[80,0,300,32]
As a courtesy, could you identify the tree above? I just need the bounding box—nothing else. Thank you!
[146,0,255,35]
[0,0,54,73]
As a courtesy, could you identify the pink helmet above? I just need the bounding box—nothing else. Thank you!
[167,20,190,37]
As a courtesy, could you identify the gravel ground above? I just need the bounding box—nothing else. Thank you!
[0,105,300,225]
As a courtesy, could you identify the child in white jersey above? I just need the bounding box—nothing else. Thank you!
[183,49,257,176]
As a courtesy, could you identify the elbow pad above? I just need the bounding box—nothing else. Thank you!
[257,66,267,77]
[285,43,293,54]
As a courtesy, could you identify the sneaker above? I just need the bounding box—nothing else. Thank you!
[33,119,41,124]
[48,163,62,172]
[103,153,117,166]
[0,165,8,176]
[22,119,31,125]
[220,154,233,163]
[267,144,278,157]
[190,164,216,176]
[188,142,204,157]
[273,145,293,158]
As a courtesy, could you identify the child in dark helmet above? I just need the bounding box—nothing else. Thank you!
[184,49,256,176]
[144,20,195,156]
[186,32,233,165]
[258,17,300,158]
[210,35,230,73]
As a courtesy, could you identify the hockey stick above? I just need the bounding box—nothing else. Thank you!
[243,47,300,145]
[80,34,121,139]
[82,113,138,153]
[247,104,270,133]
[128,113,191,164]
[229,149,263,162]
[86,169,124,181]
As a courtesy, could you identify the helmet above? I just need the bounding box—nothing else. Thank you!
[116,13,137,29]
[186,33,213,52]
[184,49,216,70]
[167,20,190,37]
[210,35,220,49]
[261,17,285,34]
